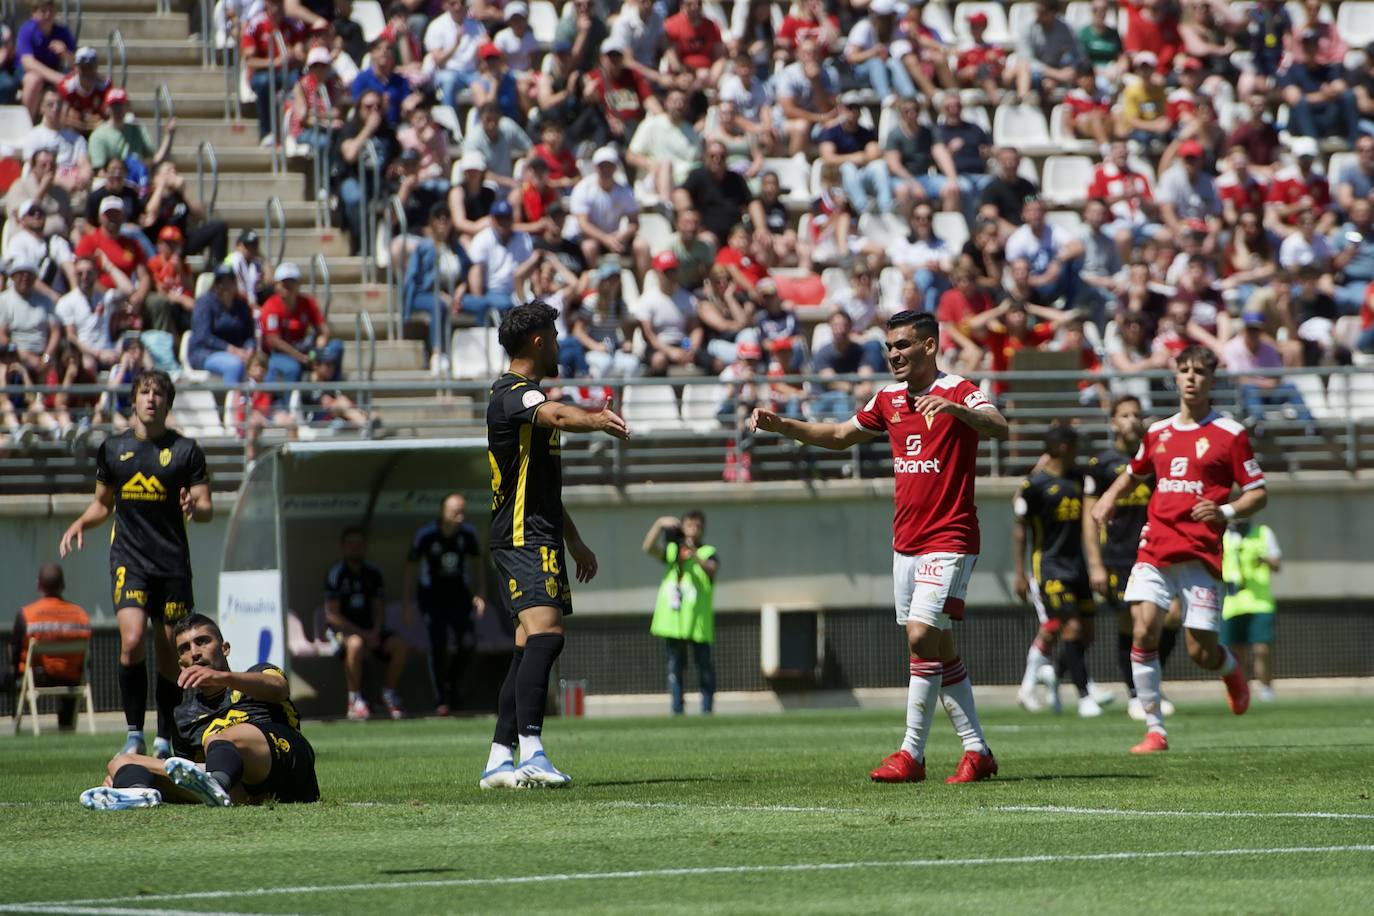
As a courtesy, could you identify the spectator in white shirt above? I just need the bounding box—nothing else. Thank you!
[493,2,538,73]
[626,88,704,206]
[1004,197,1085,307]
[461,102,531,189]
[1277,209,1333,274]
[635,249,700,374]
[55,256,119,375]
[3,198,75,298]
[424,0,487,111]
[610,0,670,88]
[24,90,91,206]
[567,145,644,274]
[460,199,538,320]
[891,204,954,312]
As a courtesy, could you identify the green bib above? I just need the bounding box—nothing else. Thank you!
[649,542,717,644]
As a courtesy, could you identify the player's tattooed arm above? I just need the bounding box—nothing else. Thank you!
[749,408,880,449]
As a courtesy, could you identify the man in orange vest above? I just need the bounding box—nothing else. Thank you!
[10,564,92,730]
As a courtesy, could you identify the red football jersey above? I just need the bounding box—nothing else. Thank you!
[57,72,110,118]
[1216,171,1269,214]
[853,373,995,555]
[1129,412,1265,577]
[1265,165,1330,224]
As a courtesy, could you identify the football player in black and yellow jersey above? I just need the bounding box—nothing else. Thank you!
[59,370,213,760]
[1082,395,1182,721]
[481,301,628,790]
[81,613,319,810]
[1012,423,1112,717]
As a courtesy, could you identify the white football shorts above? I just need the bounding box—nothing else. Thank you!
[1122,560,1222,632]
[892,552,978,630]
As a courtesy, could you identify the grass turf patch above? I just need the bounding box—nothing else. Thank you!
[2,697,1373,914]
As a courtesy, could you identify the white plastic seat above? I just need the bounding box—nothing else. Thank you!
[1327,151,1358,186]
[620,269,640,310]
[921,2,955,41]
[1045,209,1083,234]
[952,2,1010,45]
[176,332,211,383]
[762,156,813,205]
[620,382,681,431]
[636,212,674,255]
[1127,155,1156,190]
[681,380,725,431]
[1049,103,1097,154]
[1007,2,1038,40]
[351,0,386,42]
[1336,3,1374,48]
[528,0,559,44]
[450,327,497,379]
[932,211,969,253]
[0,106,32,145]
[172,388,227,437]
[431,104,462,142]
[993,104,1055,156]
[821,266,851,297]
[1289,373,1333,420]
[879,265,906,313]
[1041,155,1095,207]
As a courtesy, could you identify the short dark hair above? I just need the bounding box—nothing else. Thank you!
[479,101,501,119]
[1043,422,1079,453]
[682,509,705,525]
[172,612,224,643]
[1110,394,1142,415]
[1175,345,1219,375]
[340,525,366,543]
[37,562,64,596]
[133,369,176,407]
[886,310,939,341]
[498,300,559,357]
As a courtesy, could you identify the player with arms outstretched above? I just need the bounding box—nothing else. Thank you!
[752,310,1009,784]
[59,370,213,759]
[1082,395,1182,721]
[1091,347,1266,753]
[481,301,629,789]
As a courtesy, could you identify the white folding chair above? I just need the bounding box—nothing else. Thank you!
[1049,104,1097,154]
[992,104,1056,156]
[0,106,33,146]
[1041,155,1095,207]
[350,0,386,41]
[13,639,96,736]
[620,382,682,431]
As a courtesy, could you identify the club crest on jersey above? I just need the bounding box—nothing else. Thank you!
[119,451,134,461]
[159,448,172,467]
[1159,429,1173,442]
[1195,438,1210,459]
[890,410,902,425]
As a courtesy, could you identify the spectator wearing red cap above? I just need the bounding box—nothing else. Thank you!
[144,225,196,336]
[635,250,702,375]
[470,42,524,125]
[1157,140,1221,252]
[954,11,1008,105]
[16,0,75,119]
[87,87,174,171]
[241,0,309,139]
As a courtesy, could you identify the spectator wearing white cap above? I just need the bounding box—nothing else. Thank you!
[568,146,643,273]
[579,33,663,147]
[844,0,916,103]
[56,45,109,133]
[3,198,75,299]
[626,88,703,206]
[493,2,539,76]
[425,0,488,111]
[447,150,496,241]
[23,89,92,207]
[259,261,341,382]
[0,256,59,378]
[73,195,153,320]
[461,101,531,190]
[4,145,71,240]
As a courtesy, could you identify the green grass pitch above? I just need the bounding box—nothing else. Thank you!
[2,697,1373,914]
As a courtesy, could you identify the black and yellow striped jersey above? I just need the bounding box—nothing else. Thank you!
[173,663,303,757]
[95,428,208,580]
[1083,447,1152,569]
[487,372,563,549]
[1014,469,1087,583]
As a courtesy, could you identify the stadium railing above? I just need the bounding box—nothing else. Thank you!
[2,367,1372,494]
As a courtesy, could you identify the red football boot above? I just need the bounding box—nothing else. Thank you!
[1222,667,1251,715]
[870,749,926,783]
[1130,731,1169,754]
[945,750,999,784]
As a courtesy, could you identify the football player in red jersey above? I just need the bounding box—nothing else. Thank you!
[751,311,1008,784]
[1091,346,1267,753]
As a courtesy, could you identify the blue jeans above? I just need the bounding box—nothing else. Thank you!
[1288,91,1359,147]
[266,338,343,382]
[1333,278,1371,316]
[403,291,449,355]
[559,337,590,377]
[812,388,856,419]
[339,177,366,251]
[1357,326,1374,354]
[840,159,894,214]
[913,268,948,314]
[854,56,917,100]
[201,350,247,383]
[1032,260,1082,308]
[433,69,475,110]
[666,638,715,715]
[1240,382,1313,424]
[955,173,992,226]
[460,290,515,321]
[250,68,300,139]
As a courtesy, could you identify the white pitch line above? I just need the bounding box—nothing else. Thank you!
[602,801,866,814]
[999,805,1374,821]
[18,845,1374,910]
[0,908,291,916]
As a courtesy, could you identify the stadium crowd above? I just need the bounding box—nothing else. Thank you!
[4,0,1374,450]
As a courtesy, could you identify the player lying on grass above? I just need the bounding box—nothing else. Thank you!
[80,613,319,809]
[752,310,1008,784]
[1090,346,1266,754]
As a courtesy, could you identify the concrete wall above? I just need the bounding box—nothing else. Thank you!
[4,473,1372,623]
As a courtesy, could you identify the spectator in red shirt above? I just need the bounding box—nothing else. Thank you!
[528,118,579,192]
[259,261,341,381]
[512,155,556,227]
[1264,135,1333,236]
[663,0,724,92]
[1216,146,1269,228]
[144,225,196,336]
[954,12,1007,105]
[1223,94,1282,174]
[241,0,309,140]
[56,46,108,133]
[936,262,994,371]
[966,296,1068,396]
[713,223,768,295]
[73,195,151,318]
[1064,63,1112,146]
[777,0,841,58]
[1120,0,1181,71]
[581,35,662,146]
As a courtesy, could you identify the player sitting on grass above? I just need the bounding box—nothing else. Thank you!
[1090,346,1266,753]
[81,613,319,809]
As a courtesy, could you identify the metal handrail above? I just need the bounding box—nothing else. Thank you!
[357,143,383,281]
[106,28,126,89]
[384,195,407,341]
[223,17,241,120]
[263,195,287,266]
[153,83,174,150]
[201,0,213,67]
[309,252,332,320]
[310,83,334,229]
[2,0,17,34]
[61,0,80,42]
[196,140,219,218]
[266,30,288,172]
[355,311,378,428]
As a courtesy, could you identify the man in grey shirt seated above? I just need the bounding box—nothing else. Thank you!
[1011,0,1083,103]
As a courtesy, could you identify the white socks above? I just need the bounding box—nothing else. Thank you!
[940,657,988,755]
[518,734,545,761]
[1130,645,1165,734]
[1021,640,1051,694]
[485,742,514,772]
[901,658,944,761]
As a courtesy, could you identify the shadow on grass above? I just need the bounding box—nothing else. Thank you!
[992,773,1155,783]
[582,776,740,788]
[378,867,464,876]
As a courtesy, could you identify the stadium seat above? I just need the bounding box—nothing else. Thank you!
[921,1,955,41]
[680,380,725,432]
[450,327,499,379]
[1290,373,1333,421]
[1042,155,1094,207]
[993,104,1055,156]
[528,0,559,45]
[1331,372,1374,420]
[932,211,969,252]
[1007,3,1037,40]
[963,103,992,134]
[1045,209,1083,235]
[1285,1,1333,25]
[763,156,813,207]
[620,269,640,310]
[1049,104,1097,154]
[177,332,211,383]
[620,382,682,432]
[1127,155,1156,189]
[952,2,1010,45]
[1327,151,1358,185]
[1335,4,1374,54]
[637,212,674,255]
[857,213,901,249]
[877,106,898,147]
[351,0,386,42]
[0,106,32,145]
[172,389,228,438]
[431,105,462,142]
[878,265,906,313]
[821,266,851,297]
